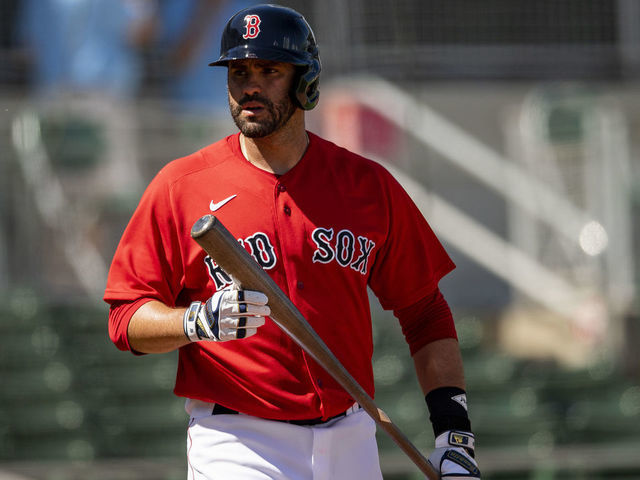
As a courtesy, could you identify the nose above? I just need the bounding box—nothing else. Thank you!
[242,71,262,97]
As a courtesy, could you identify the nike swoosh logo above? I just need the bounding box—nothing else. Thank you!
[209,194,237,212]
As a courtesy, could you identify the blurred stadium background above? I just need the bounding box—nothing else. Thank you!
[1,0,640,479]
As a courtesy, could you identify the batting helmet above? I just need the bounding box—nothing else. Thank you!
[209,4,321,110]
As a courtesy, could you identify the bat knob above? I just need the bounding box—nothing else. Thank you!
[191,214,216,239]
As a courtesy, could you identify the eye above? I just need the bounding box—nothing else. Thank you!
[229,66,248,77]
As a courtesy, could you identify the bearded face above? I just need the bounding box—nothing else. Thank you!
[227,60,298,138]
[229,91,297,138]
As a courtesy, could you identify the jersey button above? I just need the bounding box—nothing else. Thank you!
[297,281,304,289]
[284,206,291,216]
[277,184,287,192]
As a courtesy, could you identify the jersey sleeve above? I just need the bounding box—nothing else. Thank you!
[394,288,458,355]
[107,298,155,353]
[103,167,185,307]
[368,167,455,311]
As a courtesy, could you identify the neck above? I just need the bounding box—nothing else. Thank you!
[240,112,309,175]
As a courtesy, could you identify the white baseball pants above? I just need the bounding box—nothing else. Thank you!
[185,399,383,480]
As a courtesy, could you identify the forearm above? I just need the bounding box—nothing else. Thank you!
[416,339,480,476]
[128,300,190,354]
[412,337,466,395]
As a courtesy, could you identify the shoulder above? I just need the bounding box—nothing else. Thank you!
[154,134,238,187]
[308,132,392,179]
[307,134,416,214]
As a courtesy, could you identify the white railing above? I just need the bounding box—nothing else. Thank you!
[321,76,635,336]
[11,109,109,301]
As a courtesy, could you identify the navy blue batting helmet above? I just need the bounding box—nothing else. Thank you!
[210,4,321,110]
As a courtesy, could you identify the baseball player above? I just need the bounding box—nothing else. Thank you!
[104,4,480,479]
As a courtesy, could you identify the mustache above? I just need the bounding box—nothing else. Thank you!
[238,94,274,108]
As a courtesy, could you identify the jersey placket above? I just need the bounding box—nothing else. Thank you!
[272,179,331,415]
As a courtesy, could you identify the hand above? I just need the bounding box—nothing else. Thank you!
[427,430,480,479]
[184,288,270,342]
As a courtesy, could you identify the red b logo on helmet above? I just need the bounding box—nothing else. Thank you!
[243,15,261,39]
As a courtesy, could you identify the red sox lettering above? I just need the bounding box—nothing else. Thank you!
[204,256,233,289]
[311,227,376,275]
[241,233,277,269]
[204,231,277,290]
[204,227,377,290]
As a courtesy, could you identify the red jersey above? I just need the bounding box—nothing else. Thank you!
[104,132,455,421]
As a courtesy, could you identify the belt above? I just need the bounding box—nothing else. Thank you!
[211,403,361,426]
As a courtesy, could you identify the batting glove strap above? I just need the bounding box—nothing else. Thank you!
[435,430,476,453]
[183,301,216,342]
[184,301,204,342]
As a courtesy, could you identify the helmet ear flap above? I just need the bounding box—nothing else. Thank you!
[294,59,321,110]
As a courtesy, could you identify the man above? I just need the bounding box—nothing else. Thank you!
[105,4,480,479]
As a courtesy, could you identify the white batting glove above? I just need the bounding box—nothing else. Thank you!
[427,431,480,479]
[183,288,269,342]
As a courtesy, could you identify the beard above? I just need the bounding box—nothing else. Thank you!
[229,92,298,138]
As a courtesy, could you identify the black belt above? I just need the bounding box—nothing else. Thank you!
[211,403,355,426]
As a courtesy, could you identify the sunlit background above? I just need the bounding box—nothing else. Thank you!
[1,1,640,479]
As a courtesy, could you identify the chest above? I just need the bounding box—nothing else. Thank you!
[178,171,387,293]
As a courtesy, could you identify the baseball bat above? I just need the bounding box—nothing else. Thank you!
[191,214,439,479]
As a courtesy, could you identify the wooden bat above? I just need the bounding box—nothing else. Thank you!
[191,214,439,479]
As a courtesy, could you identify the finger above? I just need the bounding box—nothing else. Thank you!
[229,304,270,316]
[236,318,246,339]
[218,323,262,341]
[222,290,269,306]
[236,290,268,305]
[219,315,265,330]
[240,316,266,328]
[241,327,258,338]
[233,316,265,339]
